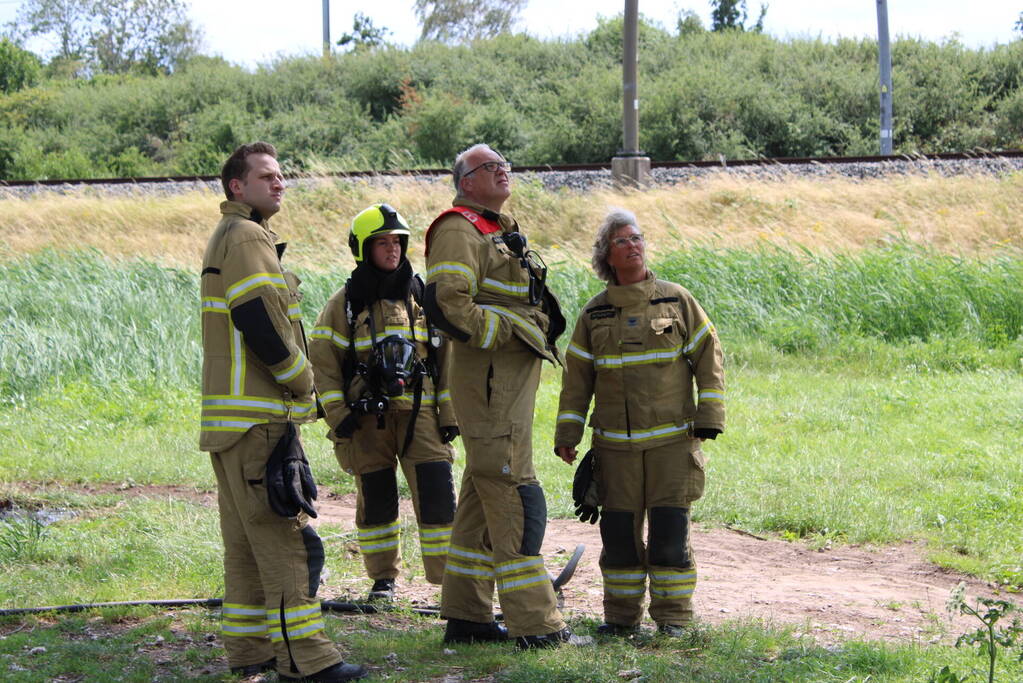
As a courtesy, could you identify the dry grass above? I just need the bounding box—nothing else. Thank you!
[2,170,1022,270]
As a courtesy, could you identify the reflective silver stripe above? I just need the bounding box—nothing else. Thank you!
[684,319,712,355]
[567,342,593,361]
[311,326,349,349]
[557,411,585,424]
[222,623,268,634]
[420,527,452,539]
[480,309,498,349]
[699,390,724,402]
[479,305,546,349]
[203,397,287,412]
[594,345,683,368]
[231,326,244,395]
[496,557,543,575]
[428,262,478,295]
[361,539,399,552]
[202,298,228,312]
[607,586,646,596]
[482,278,529,296]
[320,390,345,405]
[281,619,324,639]
[448,545,493,563]
[650,571,697,582]
[594,423,691,443]
[445,562,495,578]
[497,572,549,592]
[359,522,400,539]
[226,273,287,303]
[274,353,307,382]
[650,586,695,598]
[222,604,264,616]
[202,419,265,430]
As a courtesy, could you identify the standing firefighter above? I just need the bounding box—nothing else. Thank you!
[424,143,574,649]
[200,142,366,682]
[554,208,725,636]
[309,203,458,602]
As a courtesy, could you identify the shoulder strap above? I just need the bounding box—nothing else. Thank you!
[424,206,502,257]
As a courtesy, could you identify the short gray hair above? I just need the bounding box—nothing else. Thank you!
[592,208,639,281]
[452,143,497,192]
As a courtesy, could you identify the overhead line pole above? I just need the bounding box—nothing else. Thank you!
[611,0,650,187]
[322,0,331,57]
[876,0,893,155]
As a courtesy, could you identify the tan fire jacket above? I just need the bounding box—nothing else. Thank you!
[554,273,725,451]
[309,287,457,441]
[199,201,316,452]
[424,199,562,364]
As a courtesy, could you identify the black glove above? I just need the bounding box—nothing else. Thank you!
[334,412,362,440]
[266,422,318,519]
[572,449,600,525]
[440,426,460,444]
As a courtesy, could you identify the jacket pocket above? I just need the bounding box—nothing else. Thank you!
[461,420,514,478]
[681,443,706,504]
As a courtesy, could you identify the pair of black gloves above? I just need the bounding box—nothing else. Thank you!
[334,407,459,444]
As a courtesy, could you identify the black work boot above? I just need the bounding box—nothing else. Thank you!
[596,622,639,636]
[229,657,275,675]
[443,617,509,644]
[657,623,688,637]
[367,578,396,602]
[279,660,368,682]
[516,626,574,650]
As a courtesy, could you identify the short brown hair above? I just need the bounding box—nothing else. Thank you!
[221,141,278,199]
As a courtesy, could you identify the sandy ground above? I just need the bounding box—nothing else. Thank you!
[312,491,1000,646]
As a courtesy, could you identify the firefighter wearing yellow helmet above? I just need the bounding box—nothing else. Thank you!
[310,203,458,603]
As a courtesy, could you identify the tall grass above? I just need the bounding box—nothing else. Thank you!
[3,245,1022,402]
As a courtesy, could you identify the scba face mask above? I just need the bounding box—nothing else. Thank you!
[370,335,419,397]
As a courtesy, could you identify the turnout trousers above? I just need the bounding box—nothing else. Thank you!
[335,409,456,584]
[595,438,706,627]
[211,423,342,676]
[440,342,565,638]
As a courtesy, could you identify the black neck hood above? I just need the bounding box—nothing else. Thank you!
[348,258,413,305]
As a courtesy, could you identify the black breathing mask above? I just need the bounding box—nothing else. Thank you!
[370,335,418,398]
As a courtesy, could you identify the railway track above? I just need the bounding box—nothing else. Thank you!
[2,150,1022,194]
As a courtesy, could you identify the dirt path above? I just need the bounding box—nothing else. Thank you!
[6,483,1000,645]
[313,492,998,645]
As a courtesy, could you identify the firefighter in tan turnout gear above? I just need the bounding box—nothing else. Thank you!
[309,203,458,602]
[554,208,725,637]
[199,142,366,682]
[424,143,575,649]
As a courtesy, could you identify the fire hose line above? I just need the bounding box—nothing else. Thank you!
[0,544,585,619]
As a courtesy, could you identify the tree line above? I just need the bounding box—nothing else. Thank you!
[2,2,1023,180]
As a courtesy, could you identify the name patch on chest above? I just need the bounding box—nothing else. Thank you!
[590,310,615,320]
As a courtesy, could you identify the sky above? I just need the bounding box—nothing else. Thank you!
[0,1,1020,68]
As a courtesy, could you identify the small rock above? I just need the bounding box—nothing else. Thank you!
[204,633,217,642]
[719,608,730,613]
[9,663,27,672]
[27,646,46,655]
[385,652,399,665]
[443,648,457,656]
[567,634,595,646]
[618,669,643,679]
[152,635,165,646]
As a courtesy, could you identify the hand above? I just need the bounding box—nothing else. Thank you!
[574,503,599,524]
[334,413,361,440]
[555,445,577,464]
[440,426,460,444]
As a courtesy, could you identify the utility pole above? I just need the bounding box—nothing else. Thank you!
[611,0,650,187]
[322,0,331,58]
[876,0,893,154]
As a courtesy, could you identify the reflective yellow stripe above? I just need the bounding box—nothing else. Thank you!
[226,272,287,304]
[428,262,478,295]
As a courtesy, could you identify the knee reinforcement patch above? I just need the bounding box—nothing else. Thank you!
[361,468,399,526]
[415,461,455,524]
[301,525,325,597]
[600,510,640,567]
[516,484,547,556]
[648,506,690,568]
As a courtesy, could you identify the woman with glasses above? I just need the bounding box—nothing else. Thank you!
[554,208,726,637]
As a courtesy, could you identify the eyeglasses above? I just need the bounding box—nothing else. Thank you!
[611,234,644,248]
[463,160,512,177]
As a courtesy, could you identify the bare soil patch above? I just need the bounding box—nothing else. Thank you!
[8,483,1001,646]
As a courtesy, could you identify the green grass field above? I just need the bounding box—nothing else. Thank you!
[1,247,1022,681]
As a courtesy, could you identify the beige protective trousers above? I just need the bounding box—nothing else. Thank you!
[595,438,706,627]
[211,423,342,676]
[336,408,456,584]
[439,342,565,638]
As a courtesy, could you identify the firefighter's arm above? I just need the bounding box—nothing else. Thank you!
[424,221,513,351]
[308,289,354,436]
[433,335,458,429]
[554,313,596,449]
[680,295,725,436]
[223,228,313,396]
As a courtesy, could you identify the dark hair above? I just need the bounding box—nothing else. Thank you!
[221,141,278,199]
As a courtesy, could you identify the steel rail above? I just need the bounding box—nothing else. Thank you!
[2,150,1022,188]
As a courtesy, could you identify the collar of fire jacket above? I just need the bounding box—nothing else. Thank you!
[451,197,518,233]
[220,200,277,239]
[605,270,656,308]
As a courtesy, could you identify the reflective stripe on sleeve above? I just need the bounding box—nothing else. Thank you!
[226,273,288,304]
[427,262,478,295]
[310,325,350,350]
[557,411,586,425]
